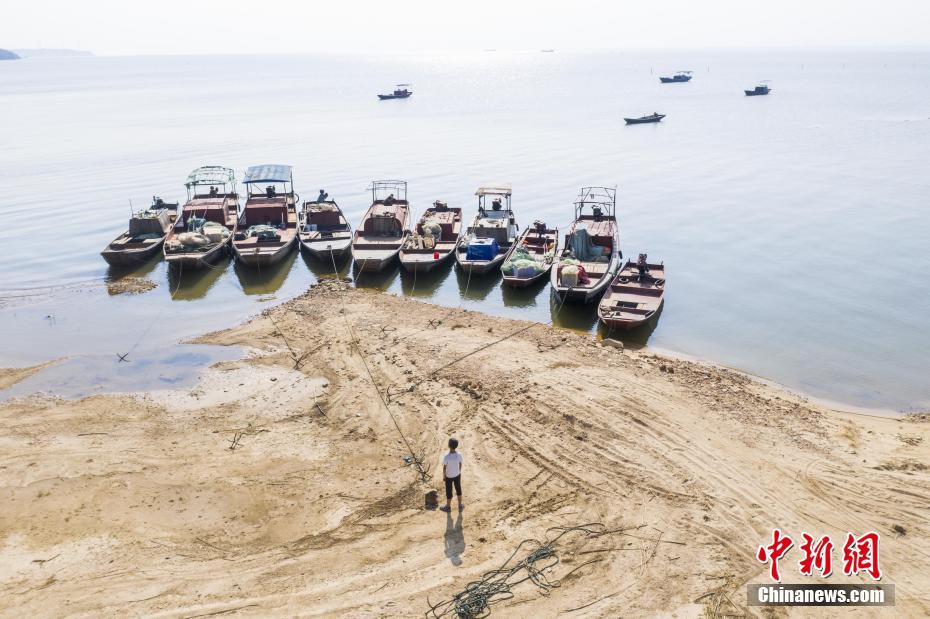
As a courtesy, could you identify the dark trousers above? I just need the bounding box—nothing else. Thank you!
[444,475,462,500]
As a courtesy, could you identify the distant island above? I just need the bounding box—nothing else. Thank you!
[0,48,20,60]
[11,48,93,58]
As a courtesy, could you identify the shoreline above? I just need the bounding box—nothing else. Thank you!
[1,285,925,418]
[1,278,927,616]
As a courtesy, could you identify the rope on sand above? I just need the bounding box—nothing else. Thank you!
[425,522,632,619]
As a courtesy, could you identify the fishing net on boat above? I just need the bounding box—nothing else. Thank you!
[502,245,543,276]
[422,219,442,239]
[568,228,607,262]
[201,221,230,243]
[177,232,211,247]
[246,224,281,241]
[558,258,590,286]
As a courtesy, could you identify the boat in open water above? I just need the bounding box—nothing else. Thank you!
[745,81,772,96]
[351,180,411,272]
[232,165,298,267]
[399,200,462,273]
[551,186,622,304]
[598,254,665,330]
[659,71,692,83]
[298,197,352,262]
[624,113,665,125]
[378,84,412,100]
[501,220,558,287]
[455,184,519,275]
[164,167,239,269]
[101,196,178,266]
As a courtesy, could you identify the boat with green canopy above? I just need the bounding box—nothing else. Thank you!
[164,166,239,269]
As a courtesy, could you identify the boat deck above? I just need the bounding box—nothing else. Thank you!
[600,262,666,320]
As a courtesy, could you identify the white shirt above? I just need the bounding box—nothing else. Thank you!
[443,452,463,478]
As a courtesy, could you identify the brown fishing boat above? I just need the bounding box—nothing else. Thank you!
[232,165,298,267]
[101,196,178,266]
[500,220,558,287]
[399,200,462,273]
[598,254,665,330]
[351,180,411,272]
[298,196,352,262]
[164,167,239,269]
[551,186,622,303]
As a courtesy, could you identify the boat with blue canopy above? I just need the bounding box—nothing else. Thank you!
[232,164,298,267]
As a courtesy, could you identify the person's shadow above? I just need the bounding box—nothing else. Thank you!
[444,511,465,566]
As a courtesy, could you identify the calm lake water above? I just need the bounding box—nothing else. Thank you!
[1,50,928,410]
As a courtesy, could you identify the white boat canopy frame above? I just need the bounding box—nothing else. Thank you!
[369,179,408,202]
[574,186,617,219]
[185,166,236,199]
[476,183,512,210]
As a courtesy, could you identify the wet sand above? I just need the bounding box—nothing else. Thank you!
[1,279,927,617]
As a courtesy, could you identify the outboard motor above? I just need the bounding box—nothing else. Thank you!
[534,220,547,234]
[592,205,603,221]
[266,185,276,199]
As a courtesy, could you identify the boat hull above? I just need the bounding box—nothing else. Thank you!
[352,249,401,273]
[400,250,453,273]
[502,269,549,288]
[745,90,770,96]
[101,238,165,266]
[598,299,665,331]
[378,93,412,100]
[624,115,664,124]
[233,236,297,267]
[300,238,352,262]
[455,253,506,275]
[165,240,230,269]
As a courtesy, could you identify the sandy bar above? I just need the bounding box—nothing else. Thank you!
[1,280,927,617]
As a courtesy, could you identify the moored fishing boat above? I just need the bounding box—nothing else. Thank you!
[455,184,519,275]
[298,194,352,262]
[351,180,411,272]
[232,165,298,267]
[624,113,665,125]
[501,220,558,287]
[551,186,622,304]
[101,196,178,266]
[164,167,239,269]
[659,71,692,83]
[399,200,462,273]
[598,254,665,330]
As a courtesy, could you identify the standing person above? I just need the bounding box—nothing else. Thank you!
[441,438,463,512]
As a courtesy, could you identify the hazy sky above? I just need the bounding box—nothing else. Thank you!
[3,0,929,54]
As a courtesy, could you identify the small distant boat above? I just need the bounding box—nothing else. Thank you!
[624,113,665,125]
[659,71,692,83]
[400,200,462,273]
[378,84,412,100]
[101,196,178,266]
[551,186,622,304]
[501,220,558,287]
[164,166,239,269]
[455,184,519,275]
[598,254,665,330]
[232,165,299,267]
[351,180,411,272]
[745,81,772,96]
[298,196,352,262]
[541,49,555,53]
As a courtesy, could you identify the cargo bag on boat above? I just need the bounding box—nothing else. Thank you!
[466,238,499,261]
[128,209,171,236]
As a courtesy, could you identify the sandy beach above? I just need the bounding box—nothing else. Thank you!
[1,279,927,617]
